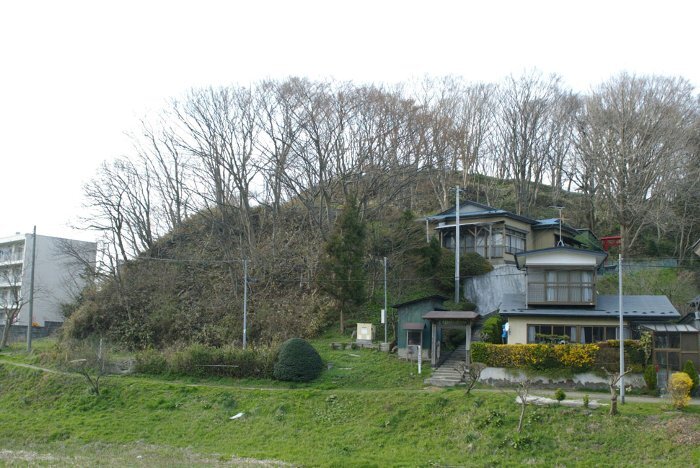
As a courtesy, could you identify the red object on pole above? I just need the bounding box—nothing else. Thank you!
[601,235,622,251]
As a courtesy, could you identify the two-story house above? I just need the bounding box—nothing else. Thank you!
[426,200,584,266]
[500,246,681,344]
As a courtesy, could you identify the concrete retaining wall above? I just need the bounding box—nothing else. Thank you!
[0,321,61,344]
[480,367,645,390]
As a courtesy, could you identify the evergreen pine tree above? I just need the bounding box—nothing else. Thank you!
[319,199,367,334]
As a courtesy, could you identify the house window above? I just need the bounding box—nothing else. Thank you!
[527,324,577,343]
[579,326,629,343]
[542,270,594,304]
[407,330,423,346]
[505,229,526,254]
[654,332,681,349]
[528,324,628,344]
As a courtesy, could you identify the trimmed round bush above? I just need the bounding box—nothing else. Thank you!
[273,338,324,382]
[554,388,566,401]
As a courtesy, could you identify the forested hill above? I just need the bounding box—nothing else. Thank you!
[67,74,699,349]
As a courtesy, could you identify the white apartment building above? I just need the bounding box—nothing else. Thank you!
[0,233,96,329]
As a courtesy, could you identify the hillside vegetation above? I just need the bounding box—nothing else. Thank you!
[65,74,699,349]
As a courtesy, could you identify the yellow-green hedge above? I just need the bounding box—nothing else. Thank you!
[471,342,599,371]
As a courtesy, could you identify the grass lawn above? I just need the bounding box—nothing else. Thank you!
[1,338,699,466]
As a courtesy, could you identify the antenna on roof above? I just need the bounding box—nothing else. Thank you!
[549,206,565,247]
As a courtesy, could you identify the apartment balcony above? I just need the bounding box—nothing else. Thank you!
[0,255,23,266]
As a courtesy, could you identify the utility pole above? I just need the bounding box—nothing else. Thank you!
[243,259,248,349]
[383,256,388,344]
[619,254,625,404]
[454,186,461,304]
[26,226,37,352]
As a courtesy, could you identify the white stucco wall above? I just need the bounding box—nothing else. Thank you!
[16,234,96,326]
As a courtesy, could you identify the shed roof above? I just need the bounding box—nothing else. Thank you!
[402,322,426,330]
[392,295,447,309]
[422,311,479,320]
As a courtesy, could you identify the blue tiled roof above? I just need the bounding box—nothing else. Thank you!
[426,202,536,224]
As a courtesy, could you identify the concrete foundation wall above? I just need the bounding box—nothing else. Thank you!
[480,366,645,390]
[0,322,61,344]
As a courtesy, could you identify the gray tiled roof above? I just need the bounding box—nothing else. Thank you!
[500,294,679,319]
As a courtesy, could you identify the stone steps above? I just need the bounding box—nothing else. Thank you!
[427,345,467,387]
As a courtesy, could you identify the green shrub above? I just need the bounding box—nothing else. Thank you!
[433,250,494,293]
[460,252,494,276]
[643,364,657,392]
[273,338,324,382]
[582,394,589,408]
[594,340,645,372]
[134,349,167,375]
[554,388,566,401]
[682,360,699,394]
[134,344,278,379]
[445,328,467,349]
[481,315,504,344]
[471,342,599,371]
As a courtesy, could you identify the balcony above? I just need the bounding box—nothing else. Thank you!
[0,254,23,265]
[527,281,595,306]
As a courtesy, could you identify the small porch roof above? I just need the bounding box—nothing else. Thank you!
[639,323,699,333]
[422,311,479,320]
[402,322,426,330]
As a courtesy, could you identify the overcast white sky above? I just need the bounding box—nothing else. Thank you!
[1,0,698,242]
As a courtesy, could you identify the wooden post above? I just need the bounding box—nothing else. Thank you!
[431,322,437,366]
[465,322,472,364]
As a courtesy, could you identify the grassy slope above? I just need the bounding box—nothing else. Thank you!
[1,339,700,466]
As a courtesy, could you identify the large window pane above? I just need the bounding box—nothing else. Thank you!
[669,333,681,349]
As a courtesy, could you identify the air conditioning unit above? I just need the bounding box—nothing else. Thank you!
[356,323,375,344]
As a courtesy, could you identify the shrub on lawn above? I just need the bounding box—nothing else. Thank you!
[682,360,699,395]
[554,388,566,401]
[134,348,167,375]
[668,372,692,410]
[273,338,324,382]
[643,364,657,392]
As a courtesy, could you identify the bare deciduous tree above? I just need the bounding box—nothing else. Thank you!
[459,361,486,395]
[0,265,28,348]
[602,367,633,416]
[514,379,532,433]
[577,74,696,255]
[494,71,565,215]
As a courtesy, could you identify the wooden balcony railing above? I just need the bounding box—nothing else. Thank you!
[528,282,595,305]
